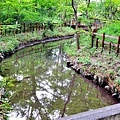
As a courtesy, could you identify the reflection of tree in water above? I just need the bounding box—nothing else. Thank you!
[3,46,71,119]
[0,46,117,120]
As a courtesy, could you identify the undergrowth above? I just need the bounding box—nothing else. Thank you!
[0,27,75,53]
[98,21,120,44]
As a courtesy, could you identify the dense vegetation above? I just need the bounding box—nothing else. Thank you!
[0,0,120,25]
[0,0,120,52]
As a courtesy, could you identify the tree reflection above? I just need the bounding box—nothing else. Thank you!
[0,45,118,120]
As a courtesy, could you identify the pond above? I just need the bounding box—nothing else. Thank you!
[0,41,118,120]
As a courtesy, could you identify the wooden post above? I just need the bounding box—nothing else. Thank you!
[9,28,11,35]
[25,24,29,32]
[38,23,41,31]
[20,25,22,33]
[74,32,80,50]
[36,23,38,31]
[102,33,105,48]
[109,42,111,54]
[96,38,99,49]
[30,23,32,32]
[42,23,44,30]
[101,33,105,53]
[0,29,2,36]
[116,36,120,55]
[23,23,25,33]
[32,23,34,32]
[91,31,95,48]
[76,32,80,49]
[15,28,18,34]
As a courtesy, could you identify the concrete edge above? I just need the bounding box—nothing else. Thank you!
[57,103,120,120]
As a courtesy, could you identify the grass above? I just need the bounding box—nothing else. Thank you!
[63,31,92,64]
[97,21,120,44]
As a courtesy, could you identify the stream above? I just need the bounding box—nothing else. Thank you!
[0,41,118,120]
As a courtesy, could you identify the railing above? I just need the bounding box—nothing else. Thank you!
[57,103,120,120]
[0,22,58,36]
[91,32,120,55]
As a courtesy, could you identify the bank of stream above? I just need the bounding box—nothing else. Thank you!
[0,39,119,120]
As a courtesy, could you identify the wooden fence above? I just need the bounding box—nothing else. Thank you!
[0,23,58,36]
[91,32,120,55]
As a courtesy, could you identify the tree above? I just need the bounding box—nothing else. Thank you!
[85,0,91,19]
[96,0,120,20]
[57,0,73,25]
[71,0,80,50]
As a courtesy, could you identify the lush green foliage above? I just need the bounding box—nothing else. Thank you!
[0,0,120,25]
[98,21,120,36]
[64,41,77,56]
[98,21,120,43]
[0,0,61,24]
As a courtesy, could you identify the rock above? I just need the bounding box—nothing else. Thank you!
[0,53,4,62]
[85,73,94,80]
[71,64,78,70]
[93,75,98,84]
[76,68,80,74]
[0,88,4,96]
[105,85,110,91]
[0,76,3,81]
[112,93,118,98]
[67,61,71,67]
[79,68,84,75]
[98,76,104,86]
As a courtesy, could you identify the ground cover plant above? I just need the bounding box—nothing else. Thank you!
[97,21,120,44]
[64,29,120,101]
[0,27,75,53]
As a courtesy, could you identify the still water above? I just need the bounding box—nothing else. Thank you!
[0,42,118,120]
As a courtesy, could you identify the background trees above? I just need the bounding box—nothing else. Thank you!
[0,0,120,32]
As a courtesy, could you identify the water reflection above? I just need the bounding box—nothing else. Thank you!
[0,44,118,120]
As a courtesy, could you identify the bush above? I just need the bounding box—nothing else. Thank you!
[98,21,120,36]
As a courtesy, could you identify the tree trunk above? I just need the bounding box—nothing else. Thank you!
[71,0,80,50]
[71,0,78,29]
[85,0,91,19]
